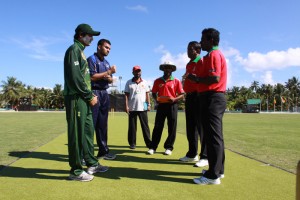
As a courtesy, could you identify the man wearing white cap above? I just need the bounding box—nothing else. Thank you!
[147,61,184,156]
[124,66,152,149]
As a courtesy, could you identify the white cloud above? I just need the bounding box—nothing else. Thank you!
[236,48,300,72]
[260,71,275,85]
[10,36,64,62]
[155,45,189,69]
[126,5,148,13]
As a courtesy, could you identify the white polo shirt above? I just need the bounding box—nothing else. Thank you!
[124,78,150,111]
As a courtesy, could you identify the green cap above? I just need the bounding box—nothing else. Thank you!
[75,24,100,36]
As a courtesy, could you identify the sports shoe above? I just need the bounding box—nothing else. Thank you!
[69,171,94,182]
[129,145,136,149]
[194,159,209,167]
[98,153,116,160]
[87,164,109,175]
[179,155,199,162]
[164,149,172,155]
[193,176,221,185]
[147,149,155,155]
[202,169,224,179]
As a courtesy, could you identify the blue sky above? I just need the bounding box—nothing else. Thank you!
[1,0,300,92]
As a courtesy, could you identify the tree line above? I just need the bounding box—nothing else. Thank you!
[1,76,299,111]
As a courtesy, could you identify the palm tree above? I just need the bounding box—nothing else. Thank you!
[50,84,64,109]
[258,84,274,111]
[285,76,300,111]
[36,88,52,110]
[0,76,25,109]
[250,80,260,93]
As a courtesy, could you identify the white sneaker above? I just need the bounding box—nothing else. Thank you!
[164,149,172,155]
[194,159,209,167]
[87,164,109,175]
[68,171,94,182]
[147,149,155,155]
[193,176,221,185]
[202,169,225,179]
[179,155,199,162]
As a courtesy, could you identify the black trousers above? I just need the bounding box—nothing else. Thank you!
[197,92,226,179]
[150,103,178,151]
[185,93,207,159]
[128,111,151,148]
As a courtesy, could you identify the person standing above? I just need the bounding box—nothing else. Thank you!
[187,28,227,185]
[147,61,184,156]
[64,24,108,182]
[179,41,208,167]
[87,39,117,160]
[124,65,152,149]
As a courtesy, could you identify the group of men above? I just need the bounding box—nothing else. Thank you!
[63,23,227,185]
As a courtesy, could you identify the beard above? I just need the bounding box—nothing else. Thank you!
[82,35,93,46]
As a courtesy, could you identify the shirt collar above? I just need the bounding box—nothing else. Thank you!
[192,55,201,63]
[131,77,143,83]
[207,46,219,54]
[74,39,85,50]
[160,75,174,82]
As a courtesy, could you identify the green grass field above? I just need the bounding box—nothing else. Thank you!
[0,111,298,199]
[1,112,299,173]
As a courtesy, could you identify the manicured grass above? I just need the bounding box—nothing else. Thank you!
[1,111,299,174]
[223,113,300,173]
[0,112,66,168]
[0,111,295,200]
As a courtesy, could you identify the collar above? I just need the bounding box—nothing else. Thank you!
[74,39,85,50]
[160,75,174,82]
[207,46,219,54]
[94,52,106,62]
[192,55,201,63]
[132,77,143,83]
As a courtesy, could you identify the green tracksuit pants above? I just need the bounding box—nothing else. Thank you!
[64,95,98,176]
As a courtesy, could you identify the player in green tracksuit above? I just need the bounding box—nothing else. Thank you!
[63,24,108,181]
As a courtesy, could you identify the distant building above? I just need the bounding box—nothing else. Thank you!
[243,99,261,113]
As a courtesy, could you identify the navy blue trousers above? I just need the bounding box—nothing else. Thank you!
[92,90,110,157]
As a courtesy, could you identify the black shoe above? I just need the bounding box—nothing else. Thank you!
[129,145,136,149]
[97,153,116,160]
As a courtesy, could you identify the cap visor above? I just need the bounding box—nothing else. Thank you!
[92,31,100,36]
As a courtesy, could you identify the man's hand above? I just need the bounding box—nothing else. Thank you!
[187,73,199,83]
[110,65,117,74]
[89,95,98,107]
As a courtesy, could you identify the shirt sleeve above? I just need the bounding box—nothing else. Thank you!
[65,49,93,101]
[87,56,97,77]
[144,81,150,92]
[151,79,159,93]
[175,79,185,94]
[124,80,130,93]
[208,51,221,77]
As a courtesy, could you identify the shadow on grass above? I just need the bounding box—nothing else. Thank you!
[0,165,69,180]
[107,153,193,167]
[8,151,68,162]
[96,167,200,184]
[1,147,199,183]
